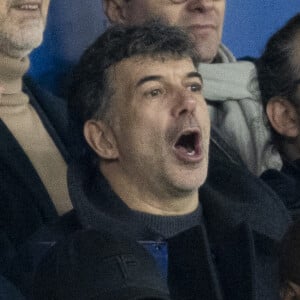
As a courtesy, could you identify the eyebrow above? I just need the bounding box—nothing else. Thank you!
[136,75,163,88]
[186,71,203,83]
[135,71,203,88]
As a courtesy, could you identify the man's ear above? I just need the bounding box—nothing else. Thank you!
[84,120,119,159]
[266,97,300,138]
[103,0,128,24]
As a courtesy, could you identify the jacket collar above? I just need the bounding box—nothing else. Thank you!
[167,222,257,300]
[68,160,290,300]
[68,161,160,240]
[200,156,290,244]
[68,159,289,244]
[0,119,56,214]
[23,77,70,162]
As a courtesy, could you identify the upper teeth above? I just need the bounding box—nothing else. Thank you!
[18,4,39,10]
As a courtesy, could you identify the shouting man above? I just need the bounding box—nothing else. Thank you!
[32,22,290,300]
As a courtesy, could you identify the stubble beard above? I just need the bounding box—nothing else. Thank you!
[188,31,220,63]
[195,40,219,63]
[0,18,45,58]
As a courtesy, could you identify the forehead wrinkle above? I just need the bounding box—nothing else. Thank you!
[110,56,197,95]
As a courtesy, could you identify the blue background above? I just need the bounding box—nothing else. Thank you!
[29,1,300,95]
[223,1,299,58]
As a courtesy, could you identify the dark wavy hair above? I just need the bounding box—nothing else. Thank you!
[68,21,199,128]
[68,21,200,160]
[256,13,300,144]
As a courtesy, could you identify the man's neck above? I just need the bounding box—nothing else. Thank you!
[0,51,29,95]
[0,43,31,60]
[100,163,199,216]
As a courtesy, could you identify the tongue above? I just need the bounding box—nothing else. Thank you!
[186,145,194,153]
[176,145,195,156]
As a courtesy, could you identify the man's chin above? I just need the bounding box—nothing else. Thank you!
[173,174,208,194]
[0,30,44,58]
[195,44,219,63]
[188,35,219,63]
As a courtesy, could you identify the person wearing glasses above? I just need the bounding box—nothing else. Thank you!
[102,0,282,175]
[257,14,300,220]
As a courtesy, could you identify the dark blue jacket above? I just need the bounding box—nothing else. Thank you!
[0,275,25,300]
[261,159,300,220]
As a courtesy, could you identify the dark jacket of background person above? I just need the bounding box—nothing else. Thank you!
[278,221,300,299]
[0,77,74,279]
[0,275,25,300]
[18,130,291,300]
[261,159,300,220]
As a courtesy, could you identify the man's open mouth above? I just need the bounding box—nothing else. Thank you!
[173,129,202,162]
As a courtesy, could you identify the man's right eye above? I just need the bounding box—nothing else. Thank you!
[189,83,202,93]
[150,89,161,97]
[146,89,163,98]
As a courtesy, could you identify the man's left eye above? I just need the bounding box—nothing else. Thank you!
[189,83,202,92]
[150,89,162,97]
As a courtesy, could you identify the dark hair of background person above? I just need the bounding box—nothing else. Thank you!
[279,221,300,296]
[67,20,200,163]
[256,13,300,147]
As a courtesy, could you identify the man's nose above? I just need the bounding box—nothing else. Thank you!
[171,91,197,118]
[187,0,214,12]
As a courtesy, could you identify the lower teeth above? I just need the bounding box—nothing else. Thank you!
[187,150,195,156]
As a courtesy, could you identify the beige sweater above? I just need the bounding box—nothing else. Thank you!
[0,54,72,215]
